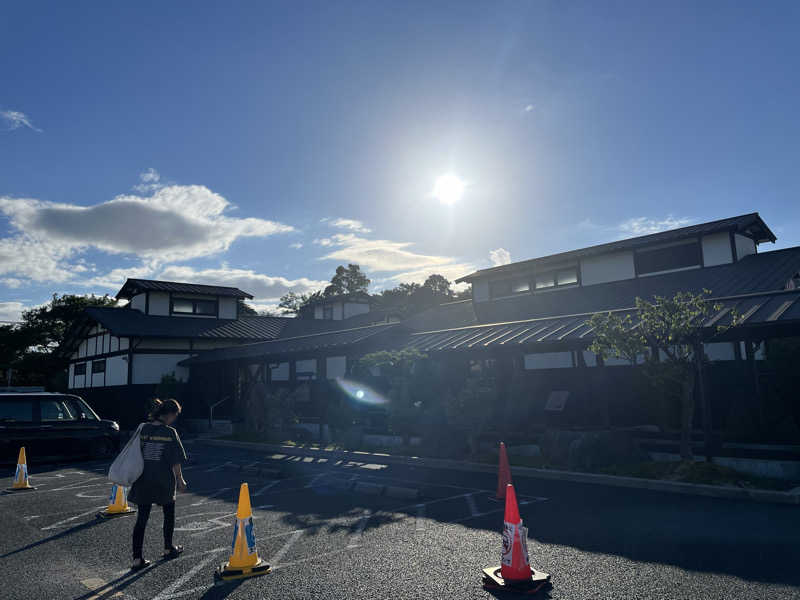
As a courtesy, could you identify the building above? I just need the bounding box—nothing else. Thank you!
[61,213,800,437]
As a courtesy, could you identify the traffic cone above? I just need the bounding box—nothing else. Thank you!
[97,484,136,519]
[215,483,270,583]
[482,483,550,595]
[7,447,35,491]
[495,442,512,500]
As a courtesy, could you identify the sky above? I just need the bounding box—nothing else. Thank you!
[1,1,799,321]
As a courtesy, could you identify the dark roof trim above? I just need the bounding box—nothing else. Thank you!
[456,213,776,283]
[116,278,253,300]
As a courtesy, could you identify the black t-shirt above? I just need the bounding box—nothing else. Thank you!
[128,421,187,506]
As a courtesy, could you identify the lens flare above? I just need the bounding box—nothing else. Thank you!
[335,378,388,406]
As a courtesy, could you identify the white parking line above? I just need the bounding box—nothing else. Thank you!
[41,506,105,530]
[189,487,231,507]
[415,504,426,531]
[465,492,479,517]
[347,509,371,548]
[152,550,224,600]
[269,529,303,566]
[204,461,233,473]
[304,473,327,489]
[253,480,280,496]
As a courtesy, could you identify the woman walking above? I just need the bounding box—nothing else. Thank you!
[128,398,188,570]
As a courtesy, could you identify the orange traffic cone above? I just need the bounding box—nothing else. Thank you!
[496,442,512,500]
[7,447,35,491]
[482,483,550,595]
[97,484,136,519]
[215,483,270,582]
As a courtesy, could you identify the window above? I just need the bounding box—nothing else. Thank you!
[171,297,217,316]
[490,278,530,299]
[74,363,87,376]
[295,359,317,381]
[535,267,578,290]
[635,241,701,276]
[91,360,106,374]
[68,398,98,420]
[523,352,574,369]
[41,399,77,421]
[322,305,334,320]
[270,362,290,381]
[0,399,34,422]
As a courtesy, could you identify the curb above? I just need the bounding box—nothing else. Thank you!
[195,439,800,506]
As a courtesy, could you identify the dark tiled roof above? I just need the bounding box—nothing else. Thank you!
[116,278,253,300]
[456,213,776,283]
[406,288,800,353]
[180,322,400,365]
[474,247,800,324]
[84,307,289,339]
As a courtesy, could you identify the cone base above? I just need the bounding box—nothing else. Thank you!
[214,559,270,583]
[6,485,36,492]
[97,507,136,519]
[482,566,551,595]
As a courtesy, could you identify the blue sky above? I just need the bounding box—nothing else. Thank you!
[1,1,799,320]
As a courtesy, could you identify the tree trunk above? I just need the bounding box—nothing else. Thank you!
[680,370,696,461]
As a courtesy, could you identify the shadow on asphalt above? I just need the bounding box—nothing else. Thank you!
[198,450,800,587]
[0,519,107,559]
[197,579,245,599]
[71,559,171,600]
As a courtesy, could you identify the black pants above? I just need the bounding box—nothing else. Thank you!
[132,502,175,559]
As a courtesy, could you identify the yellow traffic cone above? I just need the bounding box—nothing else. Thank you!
[7,447,35,491]
[215,483,270,582]
[97,484,136,519]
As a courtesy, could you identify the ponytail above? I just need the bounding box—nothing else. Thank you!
[148,398,182,421]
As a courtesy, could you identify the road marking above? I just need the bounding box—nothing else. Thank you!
[415,504,425,531]
[304,473,327,489]
[81,577,125,599]
[77,489,110,498]
[189,487,231,506]
[269,529,303,566]
[204,461,233,473]
[242,460,260,469]
[41,506,105,530]
[347,509,371,548]
[253,480,280,496]
[152,549,224,600]
[465,493,479,517]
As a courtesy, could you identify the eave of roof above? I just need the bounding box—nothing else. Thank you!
[116,278,253,300]
[456,213,776,283]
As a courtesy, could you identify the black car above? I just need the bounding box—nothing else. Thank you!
[0,393,120,463]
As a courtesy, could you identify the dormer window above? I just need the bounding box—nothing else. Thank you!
[171,297,217,316]
[535,267,578,290]
[635,240,701,276]
[490,278,530,299]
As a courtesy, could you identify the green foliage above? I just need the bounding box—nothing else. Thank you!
[356,348,427,377]
[1,293,117,389]
[237,300,258,315]
[277,291,323,316]
[373,274,455,317]
[155,372,183,399]
[325,264,370,296]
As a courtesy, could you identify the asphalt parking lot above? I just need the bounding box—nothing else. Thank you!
[1,441,799,600]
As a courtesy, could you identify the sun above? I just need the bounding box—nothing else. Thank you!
[432,173,466,205]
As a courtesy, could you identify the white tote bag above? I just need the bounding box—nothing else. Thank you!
[108,423,145,486]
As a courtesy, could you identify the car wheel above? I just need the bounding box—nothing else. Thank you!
[91,437,114,458]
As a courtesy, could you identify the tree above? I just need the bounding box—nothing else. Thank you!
[373,274,456,317]
[237,300,258,315]
[325,264,370,296]
[1,293,117,389]
[422,274,452,298]
[277,291,322,316]
[588,290,729,461]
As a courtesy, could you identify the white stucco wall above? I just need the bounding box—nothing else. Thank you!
[343,302,369,319]
[702,232,733,267]
[68,363,75,388]
[106,355,128,386]
[326,356,347,379]
[149,291,171,316]
[472,279,490,303]
[734,233,756,259]
[524,352,573,369]
[130,293,146,312]
[131,354,190,384]
[219,297,237,319]
[580,251,636,286]
[137,339,191,350]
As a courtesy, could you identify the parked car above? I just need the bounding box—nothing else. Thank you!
[0,393,120,463]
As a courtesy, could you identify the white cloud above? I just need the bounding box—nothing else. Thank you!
[524,104,534,113]
[316,233,456,272]
[489,247,511,266]
[618,216,693,236]
[1,109,41,132]
[0,301,26,322]
[330,218,371,233]
[157,266,327,302]
[0,183,295,286]
[133,168,162,193]
[289,242,303,249]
